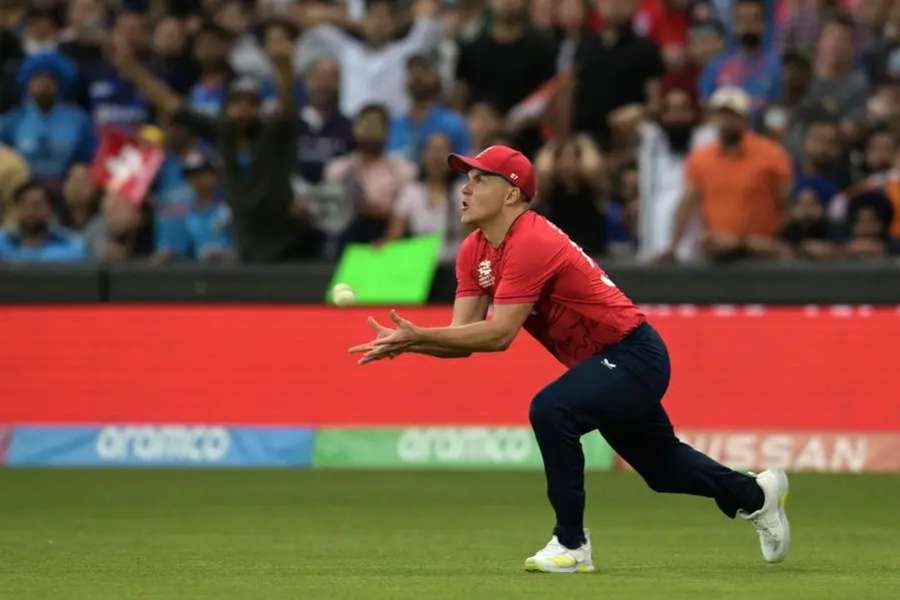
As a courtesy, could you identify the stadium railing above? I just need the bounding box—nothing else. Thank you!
[3,261,900,304]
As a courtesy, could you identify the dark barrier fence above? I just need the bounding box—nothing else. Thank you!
[0,264,104,302]
[2,261,900,304]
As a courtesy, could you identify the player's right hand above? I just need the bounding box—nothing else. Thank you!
[349,317,398,363]
[368,317,393,340]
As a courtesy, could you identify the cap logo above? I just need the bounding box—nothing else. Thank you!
[510,173,519,181]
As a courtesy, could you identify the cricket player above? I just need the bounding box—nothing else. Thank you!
[349,145,790,573]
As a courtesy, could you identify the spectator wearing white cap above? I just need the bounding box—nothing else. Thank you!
[662,86,793,262]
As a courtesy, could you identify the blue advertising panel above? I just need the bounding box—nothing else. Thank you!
[6,426,314,467]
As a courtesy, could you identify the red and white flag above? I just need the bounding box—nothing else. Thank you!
[90,128,164,206]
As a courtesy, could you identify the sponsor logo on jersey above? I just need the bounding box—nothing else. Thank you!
[478,259,494,288]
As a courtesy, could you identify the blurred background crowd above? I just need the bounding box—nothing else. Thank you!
[1,0,899,265]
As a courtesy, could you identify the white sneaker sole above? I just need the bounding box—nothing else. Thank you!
[767,469,791,563]
[524,558,595,574]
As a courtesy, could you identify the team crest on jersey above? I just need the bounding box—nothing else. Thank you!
[477,259,494,288]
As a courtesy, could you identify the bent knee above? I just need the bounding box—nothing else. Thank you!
[529,388,562,426]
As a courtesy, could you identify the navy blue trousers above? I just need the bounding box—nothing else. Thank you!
[529,323,765,549]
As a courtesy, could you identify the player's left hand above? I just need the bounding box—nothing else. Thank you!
[349,310,422,365]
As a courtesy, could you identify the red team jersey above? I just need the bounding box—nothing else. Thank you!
[455,211,646,367]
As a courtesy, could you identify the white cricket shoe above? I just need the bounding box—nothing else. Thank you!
[524,530,595,573]
[738,469,791,563]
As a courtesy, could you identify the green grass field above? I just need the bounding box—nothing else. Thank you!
[1,470,898,599]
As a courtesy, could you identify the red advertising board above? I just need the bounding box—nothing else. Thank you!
[2,305,899,429]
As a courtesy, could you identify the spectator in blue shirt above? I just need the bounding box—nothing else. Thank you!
[699,0,781,113]
[150,116,210,262]
[388,54,470,162]
[183,153,235,262]
[0,181,85,263]
[0,52,95,187]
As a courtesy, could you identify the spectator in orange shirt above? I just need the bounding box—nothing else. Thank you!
[664,86,793,262]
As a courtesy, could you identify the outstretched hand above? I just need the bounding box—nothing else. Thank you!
[348,310,422,365]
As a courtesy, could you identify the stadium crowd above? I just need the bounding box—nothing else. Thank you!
[1,0,899,264]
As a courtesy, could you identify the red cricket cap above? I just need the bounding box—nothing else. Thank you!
[448,145,536,199]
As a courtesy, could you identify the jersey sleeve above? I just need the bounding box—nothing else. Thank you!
[493,234,563,304]
[454,232,482,298]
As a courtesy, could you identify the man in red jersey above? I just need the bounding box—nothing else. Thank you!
[349,145,790,572]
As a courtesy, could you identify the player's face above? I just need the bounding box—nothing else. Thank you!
[460,169,510,226]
